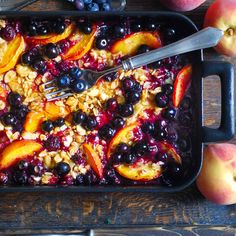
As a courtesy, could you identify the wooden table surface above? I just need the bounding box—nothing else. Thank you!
[0,0,236,235]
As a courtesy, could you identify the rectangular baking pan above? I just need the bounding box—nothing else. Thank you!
[0,11,234,192]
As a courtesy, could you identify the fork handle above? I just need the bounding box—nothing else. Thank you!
[121,27,224,71]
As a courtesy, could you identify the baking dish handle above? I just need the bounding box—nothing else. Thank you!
[202,61,235,143]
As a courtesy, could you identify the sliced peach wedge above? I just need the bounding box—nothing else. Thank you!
[62,25,97,61]
[24,111,46,133]
[116,159,162,181]
[44,102,70,120]
[82,143,103,178]
[26,23,75,45]
[111,31,162,56]
[0,140,42,170]
[0,34,25,75]
[107,122,139,160]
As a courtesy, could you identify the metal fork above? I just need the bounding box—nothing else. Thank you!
[0,0,38,11]
[43,27,223,101]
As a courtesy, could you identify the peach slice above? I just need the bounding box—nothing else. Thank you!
[159,141,182,164]
[0,140,42,170]
[111,31,162,56]
[27,23,75,45]
[82,143,103,178]
[62,26,97,61]
[116,159,162,181]
[44,102,70,120]
[0,35,25,75]
[24,111,46,133]
[107,122,138,159]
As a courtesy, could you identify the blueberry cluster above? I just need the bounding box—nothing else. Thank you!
[12,160,45,185]
[73,110,98,131]
[68,0,113,11]
[1,93,29,133]
[112,140,150,165]
[56,67,88,93]
[25,18,66,36]
[44,136,61,151]
[21,43,60,74]
[41,118,65,133]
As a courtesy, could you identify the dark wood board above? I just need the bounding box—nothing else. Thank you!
[0,0,236,234]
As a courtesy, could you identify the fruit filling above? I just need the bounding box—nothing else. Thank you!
[0,17,193,187]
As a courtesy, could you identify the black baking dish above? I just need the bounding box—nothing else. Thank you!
[0,11,234,193]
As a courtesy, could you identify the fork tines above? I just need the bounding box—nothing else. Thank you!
[42,80,72,101]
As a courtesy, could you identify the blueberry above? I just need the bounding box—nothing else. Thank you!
[13,105,29,120]
[0,26,16,41]
[95,37,108,50]
[155,129,167,140]
[116,143,130,154]
[21,53,32,65]
[100,3,111,11]
[56,75,71,88]
[55,162,71,177]
[54,118,65,127]
[122,77,136,91]
[7,92,22,107]
[98,124,115,140]
[12,121,23,133]
[155,92,169,108]
[155,119,168,130]
[84,0,92,3]
[112,153,124,165]
[2,113,17,126]
[79,22,93,34]
[44,136,61,151]
[131,22,142,32]
[137,44,150,54]
[83,115,98,131]
[133,82,142,93]
[73,110,86,125]
[141,122,155,135]
[105,98,118,112]
[145,21,158,31]
[111,116,125,129]
[28,24,37,36]
[75,0,85,10]
[42,120,54,132]
[125,91,141,104]
[114,25,125,38]
[163,107,177,120]
[75,174,84,185]
[71,79,87,93]
[69,67,83,80]
[53,22,66,34]
[32,59,47,74]
[162,84,173,95]
[86,2,100,11]
[38,25,49,35]
[123,153,136,164]
[162,28,176,42]
[18,160,29,170]
[44,43,59,59]
[133,140,149,157]
[118,103,134,117]
[13,170,28,185]
[162,161,183,185]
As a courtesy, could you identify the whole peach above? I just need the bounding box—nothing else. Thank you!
[160,0,206,12]
[204,0,236,57]
[196,143,236,205]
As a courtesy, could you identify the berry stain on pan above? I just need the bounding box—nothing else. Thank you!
[0,16,193,187]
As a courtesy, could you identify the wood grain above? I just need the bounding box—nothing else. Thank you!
[0,0,235,233]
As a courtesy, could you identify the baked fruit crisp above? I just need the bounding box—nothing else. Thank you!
[0,17,193,187]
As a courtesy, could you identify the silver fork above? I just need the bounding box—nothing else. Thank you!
[0,0,38,10]
[43,27,223,101]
